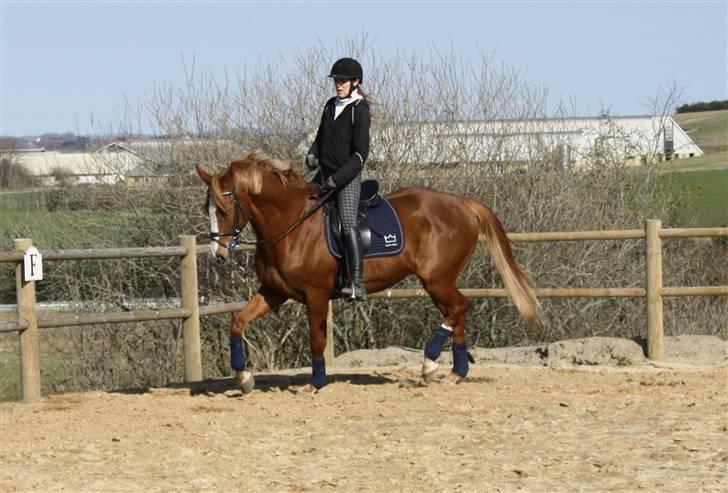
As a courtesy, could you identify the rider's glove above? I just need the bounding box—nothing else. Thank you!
[319,176,337,197]
[305,154,319,170]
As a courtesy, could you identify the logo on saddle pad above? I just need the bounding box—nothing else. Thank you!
[325,197,405,259]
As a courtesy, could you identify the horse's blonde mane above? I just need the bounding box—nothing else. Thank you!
[208,151,305,212]
[230,150,299,195]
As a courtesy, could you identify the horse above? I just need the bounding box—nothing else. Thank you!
[195,150,540,394]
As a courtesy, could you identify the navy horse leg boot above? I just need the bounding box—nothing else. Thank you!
[230,336,255,394]
[422,325,452,383]
[341,227,366,301]
[449,341,470,384]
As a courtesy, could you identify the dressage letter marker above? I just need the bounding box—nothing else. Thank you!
[23,247,43,282]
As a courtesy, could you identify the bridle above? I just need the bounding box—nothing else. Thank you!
[209,188,335,252]
[208,191,248,252]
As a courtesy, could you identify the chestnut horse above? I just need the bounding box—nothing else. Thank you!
[196,151,539,394]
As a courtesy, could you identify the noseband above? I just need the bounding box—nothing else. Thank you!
[209,188,336,253]
[209,191,248,252]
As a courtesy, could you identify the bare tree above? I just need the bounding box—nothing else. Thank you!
[642,80,685,161]
[0,139,34,190]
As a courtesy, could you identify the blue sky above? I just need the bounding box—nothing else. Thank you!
[1,1,726,136]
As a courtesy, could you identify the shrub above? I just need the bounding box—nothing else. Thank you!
[676,100,728,113]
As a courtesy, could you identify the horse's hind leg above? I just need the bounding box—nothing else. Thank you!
[230,287,287,394]
[421,281,471,384]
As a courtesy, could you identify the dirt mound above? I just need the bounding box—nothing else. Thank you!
[664,335,728,365]
[334,335,727,369]
[546,337,646,367]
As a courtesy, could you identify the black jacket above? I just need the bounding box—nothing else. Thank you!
[308,96,370,188]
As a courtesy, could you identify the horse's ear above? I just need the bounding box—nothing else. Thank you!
[195,164,213,185]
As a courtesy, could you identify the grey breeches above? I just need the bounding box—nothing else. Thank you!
[336,174,361,230]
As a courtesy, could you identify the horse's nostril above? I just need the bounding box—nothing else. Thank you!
[216,247,230,262]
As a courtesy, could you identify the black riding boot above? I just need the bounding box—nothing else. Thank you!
[341,227,366,301]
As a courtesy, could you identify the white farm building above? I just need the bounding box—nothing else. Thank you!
[7,139,239,186]
[11,143,148,186]
[4,114,703,187]
[368,115,702,168]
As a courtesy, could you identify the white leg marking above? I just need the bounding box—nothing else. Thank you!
[236,370,255,394]
[422,357,440,383]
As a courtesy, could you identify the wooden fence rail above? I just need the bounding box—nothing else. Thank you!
[1,220,727,401]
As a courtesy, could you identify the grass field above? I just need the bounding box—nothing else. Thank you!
[1,207,133,249]
[674,109,728,156]
[659,168,728,227]
[0,337,21,401]
[0,333,68,402]
[668,110,728,171]
[0,189,164,251]
[658,150,727,172]
[660,110,727,227]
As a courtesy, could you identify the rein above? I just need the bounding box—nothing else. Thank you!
[210,188,336,251]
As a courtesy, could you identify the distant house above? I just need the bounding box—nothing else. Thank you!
[7,138,242,187]
[303,114,702,169]
[124,161,196,187]
[11,142,148,185]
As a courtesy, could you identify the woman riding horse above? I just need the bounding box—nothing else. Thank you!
[306,57,371,301]
[197,151,540,394]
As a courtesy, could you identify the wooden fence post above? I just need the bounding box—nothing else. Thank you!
[15,239,41,401]
[180,235,202,382]
[646,219,664,360]
[324,300,335,364]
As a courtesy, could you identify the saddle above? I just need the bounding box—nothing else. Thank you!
[323,179,405,298]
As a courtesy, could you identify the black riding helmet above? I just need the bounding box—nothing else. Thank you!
[328,57,363,83]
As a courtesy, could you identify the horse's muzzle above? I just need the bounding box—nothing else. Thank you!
[209,242,230,262]
[217,246,230,262]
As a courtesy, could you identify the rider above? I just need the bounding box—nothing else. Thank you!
[306,57,371,301]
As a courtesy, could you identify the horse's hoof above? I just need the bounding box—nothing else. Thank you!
[235,371,255,394]
[441,372,464,385]
[422,358,439,384]
[296,384,320,395]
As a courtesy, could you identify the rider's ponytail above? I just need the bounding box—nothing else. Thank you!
[356,86,375,117]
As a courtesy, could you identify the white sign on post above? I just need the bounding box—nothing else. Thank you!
[23,246,43,282]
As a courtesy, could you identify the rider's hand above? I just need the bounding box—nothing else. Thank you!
[306,154,319,170]
[319,176,337,197]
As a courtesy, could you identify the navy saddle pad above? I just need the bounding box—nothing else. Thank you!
[325,198,405,259]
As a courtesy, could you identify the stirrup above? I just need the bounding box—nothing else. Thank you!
[341,283,367,301]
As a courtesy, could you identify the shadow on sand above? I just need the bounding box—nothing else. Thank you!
[111,371,399,397]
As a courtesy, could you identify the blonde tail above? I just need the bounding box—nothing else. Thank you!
[464,198,541,327]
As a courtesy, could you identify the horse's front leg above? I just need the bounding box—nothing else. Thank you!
[300,293,331,394]
[230,287,287,394]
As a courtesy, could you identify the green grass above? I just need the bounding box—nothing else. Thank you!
[657,110,728,227]
[659,151,727,172]
[1,209,133,249]
[674,109,728,155]
[0,190,163,250]
[659,168,728,227]
[0,190,46,211]
[0,341,21,402]
[0,341,75,402]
